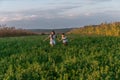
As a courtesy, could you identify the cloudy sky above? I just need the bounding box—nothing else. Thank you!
[0,0,120,29]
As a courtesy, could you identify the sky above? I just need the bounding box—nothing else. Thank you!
[0,0,120,29]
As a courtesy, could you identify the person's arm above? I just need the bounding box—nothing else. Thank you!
[44,35,50,41]
[57,35,62,42]
[59,36,63,41]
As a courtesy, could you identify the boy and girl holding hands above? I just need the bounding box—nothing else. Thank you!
[45,30,68,47]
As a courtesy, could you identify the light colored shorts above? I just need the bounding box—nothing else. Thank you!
[63,39,68,43]
[50,40,56,45]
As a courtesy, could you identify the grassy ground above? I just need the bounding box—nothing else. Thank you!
[0,35,120,80]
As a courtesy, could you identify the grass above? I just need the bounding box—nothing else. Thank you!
[0,35,120,80]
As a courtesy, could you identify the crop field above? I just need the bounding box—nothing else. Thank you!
[0,35,120,80]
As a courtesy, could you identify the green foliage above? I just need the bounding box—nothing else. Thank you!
[0,35,120,80]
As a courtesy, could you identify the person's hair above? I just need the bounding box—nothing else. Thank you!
[51,30,55,34]
[62,33,65,35]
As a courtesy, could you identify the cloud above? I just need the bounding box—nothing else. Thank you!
[0,0,120,29]
[0,5,82,23]
[0,17,8,22]
[86,0,112,3]
[4,12,120,29]
[0,0,115,22]
[0,5,120,29]
[0,14,38,22]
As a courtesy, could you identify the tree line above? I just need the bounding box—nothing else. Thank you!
[68,22,120,36]
[0,25,36,37]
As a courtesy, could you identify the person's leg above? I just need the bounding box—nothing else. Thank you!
[50,43,54,47]
[63,40,68,46]
[50,40,55,47]
[50,41,53,46]
[63,42,66,46]
[53,40,56,45]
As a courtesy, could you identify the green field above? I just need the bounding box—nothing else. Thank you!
[0,35,120,80]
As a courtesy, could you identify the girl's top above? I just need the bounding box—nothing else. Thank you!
[62,36,68,43]
[49,34,56,44]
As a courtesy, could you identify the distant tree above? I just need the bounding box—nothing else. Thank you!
[68,22,120,36]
